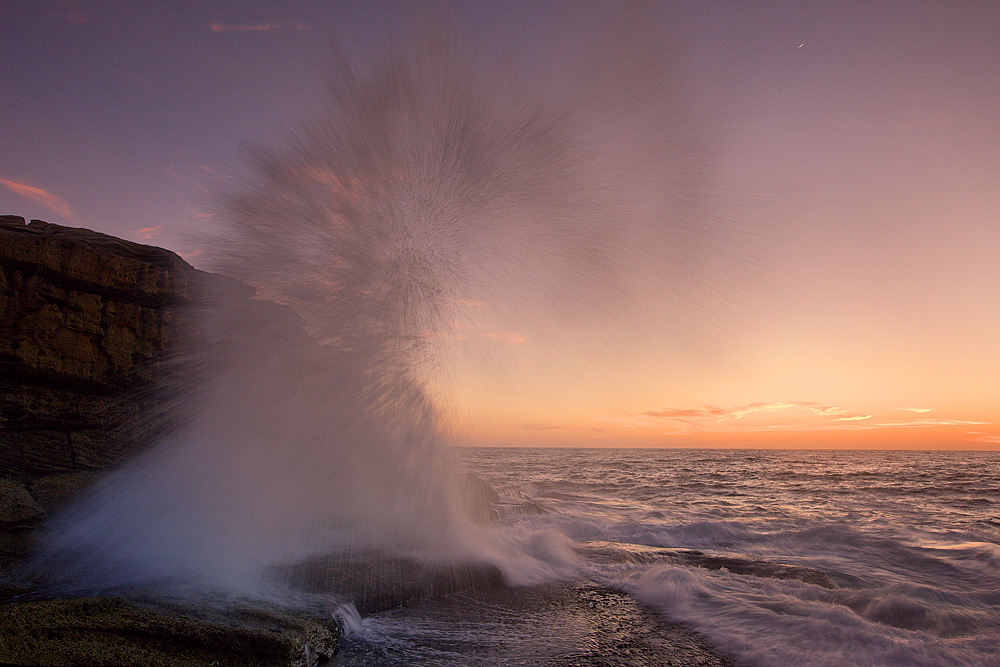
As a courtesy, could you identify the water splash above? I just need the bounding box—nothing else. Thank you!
[38,4,740,594]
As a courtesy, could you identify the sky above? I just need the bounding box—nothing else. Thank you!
[3,0,999,449]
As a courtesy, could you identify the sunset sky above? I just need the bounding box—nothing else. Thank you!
[3,1,999,449]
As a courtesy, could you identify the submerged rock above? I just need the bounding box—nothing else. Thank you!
[461,472,549,523]
[0,480,46,568]
[578,540,837,589]
[0,479,45,525]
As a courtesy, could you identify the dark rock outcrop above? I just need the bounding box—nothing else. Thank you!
[0,215,249,566]
[0,217,351,663]
[460,472,549,522]
[1,215,215,475]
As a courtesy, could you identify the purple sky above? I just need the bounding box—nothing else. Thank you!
[3,1,999,447]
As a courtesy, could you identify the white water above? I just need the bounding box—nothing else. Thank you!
[460,447,1000,667]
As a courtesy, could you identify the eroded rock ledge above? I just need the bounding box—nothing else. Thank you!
[0,595,340,667]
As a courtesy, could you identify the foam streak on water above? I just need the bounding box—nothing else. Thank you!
[460,447,1000,667]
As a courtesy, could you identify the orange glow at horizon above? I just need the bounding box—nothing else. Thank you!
[426,286,1000,451]
[422,298,1000,451]
[448,407,1000,450]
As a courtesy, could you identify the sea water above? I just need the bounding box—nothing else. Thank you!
[452,447,1000,667]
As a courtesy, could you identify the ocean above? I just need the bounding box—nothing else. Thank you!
[339,447,999,667]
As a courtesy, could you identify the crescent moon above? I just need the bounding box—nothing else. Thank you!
[796,43,804,48]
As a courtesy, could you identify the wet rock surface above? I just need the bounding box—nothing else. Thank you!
[0,576,738,667]
[272,551,507,616]
[333,580,735,666]
[461,471,550,522]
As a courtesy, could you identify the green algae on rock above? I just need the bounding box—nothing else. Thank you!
[0,596,340,667]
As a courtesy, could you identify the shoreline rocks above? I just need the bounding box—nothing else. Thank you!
[0,595,340,667]
[577,540,837,589]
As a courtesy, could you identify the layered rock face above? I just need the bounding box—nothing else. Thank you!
[0,215,236,565]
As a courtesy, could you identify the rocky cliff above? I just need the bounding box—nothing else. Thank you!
[0,214,248,566]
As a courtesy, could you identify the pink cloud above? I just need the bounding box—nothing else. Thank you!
[643,402,858,422]
[767,418,992,432]
[483,332,526,345]
[871,419,990,429]
[642,406,727,420]
[0,177,74,220]
[209,20,313,33]
[188,207,214,220]
[967,432,1000,445]
[198,164,232,178]
[132,226,162,241]
[640,401,874,430]
[731,402,806,419]
[596,401,991,439]
[209,21,279,33]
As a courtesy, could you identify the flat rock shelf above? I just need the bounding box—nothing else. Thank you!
[333,581,735,666]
